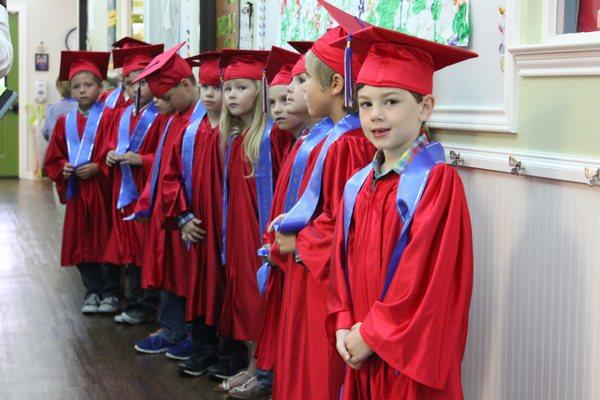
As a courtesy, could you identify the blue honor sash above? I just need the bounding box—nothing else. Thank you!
[104,87,123,109]
[115,103,159,209]
[181,103,208,207]
[342,142,445,299]
[65,101,105,200]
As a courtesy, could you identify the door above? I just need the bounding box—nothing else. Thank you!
[0,12,18,177]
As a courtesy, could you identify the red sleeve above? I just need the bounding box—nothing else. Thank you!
[97,108,121,177]
[295,133,375,284]
[160,124,188,229]
[43,116,69,203]
[359,165,473,390]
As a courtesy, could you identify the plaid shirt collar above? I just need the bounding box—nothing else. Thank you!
[372,134,430,179]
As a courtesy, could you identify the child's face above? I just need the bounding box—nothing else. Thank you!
[269,85,304,132]
[160,78,196,113]
[154,97,175,115]
[305,65,332,118]
[223,78,257,117]
[357,85,433,151]
[286,73,309,116]
[124,70,154,107]
[70,71,102,108]
[200,84,222,113]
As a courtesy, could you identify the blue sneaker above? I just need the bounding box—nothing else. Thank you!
[165,338,195,361]
[134,334,176,354]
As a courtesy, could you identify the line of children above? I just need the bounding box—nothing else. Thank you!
[44,0,476,398]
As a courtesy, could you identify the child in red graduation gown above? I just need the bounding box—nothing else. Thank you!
[229,45,313,400]
[99,37,149,110]
[43,51,121,314]
[156,52,226,377]
[266,2,376,399]
[210,49,295,391]
[326,26,477,400]
[127,43,205,359]
[101,43,167,322]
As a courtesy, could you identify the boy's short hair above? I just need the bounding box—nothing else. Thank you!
[55,79,71,98]
[306,50,357,113]
[185,74,197,87]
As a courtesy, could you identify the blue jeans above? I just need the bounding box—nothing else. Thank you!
[157,290,188,342]
[76,262,122,300]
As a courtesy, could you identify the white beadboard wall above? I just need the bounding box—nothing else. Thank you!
[459,167,600,400]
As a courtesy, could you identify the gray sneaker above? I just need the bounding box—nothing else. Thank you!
[81,294,100,314]
[98,296,120,313]
[121,309,153,325]
[114,312,125,323]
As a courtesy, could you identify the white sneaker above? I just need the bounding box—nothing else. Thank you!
[98,296,120,313]
[114,312,125,323]
[81,294,100,314]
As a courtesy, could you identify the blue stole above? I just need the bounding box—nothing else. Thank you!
[65,101,105,200]
[181,102,208,207]
[104,87,123,109]
[341,142,445,300]
[115,103,159,209]
[124,116,174,220]
[276,113,361,233]
[256,117,334,294]
[221,119,275,266]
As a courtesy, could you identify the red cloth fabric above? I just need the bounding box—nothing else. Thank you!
[59,51,110,80]
[326,164,473,400]
[577,0,600,32]
[99,89,132,110]
[136,105,197,296]
[43,110,115,266]
[217,125,294,342]
[161,115,226,325]
[271,127,376,400]
[100,108,168,267]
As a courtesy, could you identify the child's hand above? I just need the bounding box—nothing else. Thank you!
[275,231,297,254]
[259,243,274,264]
[336,329,352,363]
[345,322,373,369]
[63,163,74,180]
[119,151,143,166]
[267,213,286,232]
[75,163,100,180]
[181,218,206,243]
[105,150,119,166]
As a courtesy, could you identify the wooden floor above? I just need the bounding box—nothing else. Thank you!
[0,179,225,400]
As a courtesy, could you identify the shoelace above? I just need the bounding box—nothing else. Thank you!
[238,376,257,390]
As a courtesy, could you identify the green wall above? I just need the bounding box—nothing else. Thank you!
[433,0,600,159]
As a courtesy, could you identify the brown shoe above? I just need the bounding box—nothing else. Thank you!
[228,377,272,400]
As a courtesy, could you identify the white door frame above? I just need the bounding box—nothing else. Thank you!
[7,3,28,179]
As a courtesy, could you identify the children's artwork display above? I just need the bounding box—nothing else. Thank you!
[280,0,470,46]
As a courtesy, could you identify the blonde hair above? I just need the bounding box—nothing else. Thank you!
[219,80,268,167]
[305,50,357,114]
[56,79,71,98]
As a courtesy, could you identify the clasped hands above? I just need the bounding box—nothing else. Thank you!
[268,213,297,254]
[336,322,374,370]
[105,150,143,167]
[63,162,100,180]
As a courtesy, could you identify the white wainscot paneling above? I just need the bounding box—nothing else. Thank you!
[459,168,600,400]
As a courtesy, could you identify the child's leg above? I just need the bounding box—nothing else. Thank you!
[191,317,219,355]
[76,262,102,300]
[100,263,122,300]
[157,290,188,341]
[123,264,159,317]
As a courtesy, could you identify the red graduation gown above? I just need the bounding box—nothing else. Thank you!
[101,108,168,267]
[43,110,115,266]
[161,116,225,325]
[254,137,302,370]
[218,125,294,342]
[326,164,473,400]
[138,106,196,296]
[99,88,132,110]
[270,129,376,400]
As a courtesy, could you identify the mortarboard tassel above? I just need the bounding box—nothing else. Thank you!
[344,35,354,109]
[261,70,269,114]
[134,84,142,116]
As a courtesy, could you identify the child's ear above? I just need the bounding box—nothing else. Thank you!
[330,73,345,96]
[419,95,435,122]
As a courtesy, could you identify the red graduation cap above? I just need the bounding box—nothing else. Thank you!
[59,51,110,81]
[338,26,478,95]
[265,46,300,86]
[186,51,222,86]
[219,49,270,81]
[288,41,313,76]
[132,42,192,98]
[288,41,313,55]
[112,36,150,49]
[113,44,164,77]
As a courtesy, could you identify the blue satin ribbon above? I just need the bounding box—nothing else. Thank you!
[104,87,123,109]
[277,113,361,233]
[255,118,334,294]
[65,102,105,200]
[181,103,207,207]
[341,142,446,300]
[221,119,275,266]
[124,116,174,220]
[115,103,159,209]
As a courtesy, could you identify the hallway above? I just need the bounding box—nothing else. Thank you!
[0,179,222,400]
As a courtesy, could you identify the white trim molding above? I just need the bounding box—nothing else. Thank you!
[442,142,600,186]
[509,42,600,77]
[429,106,513,133]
